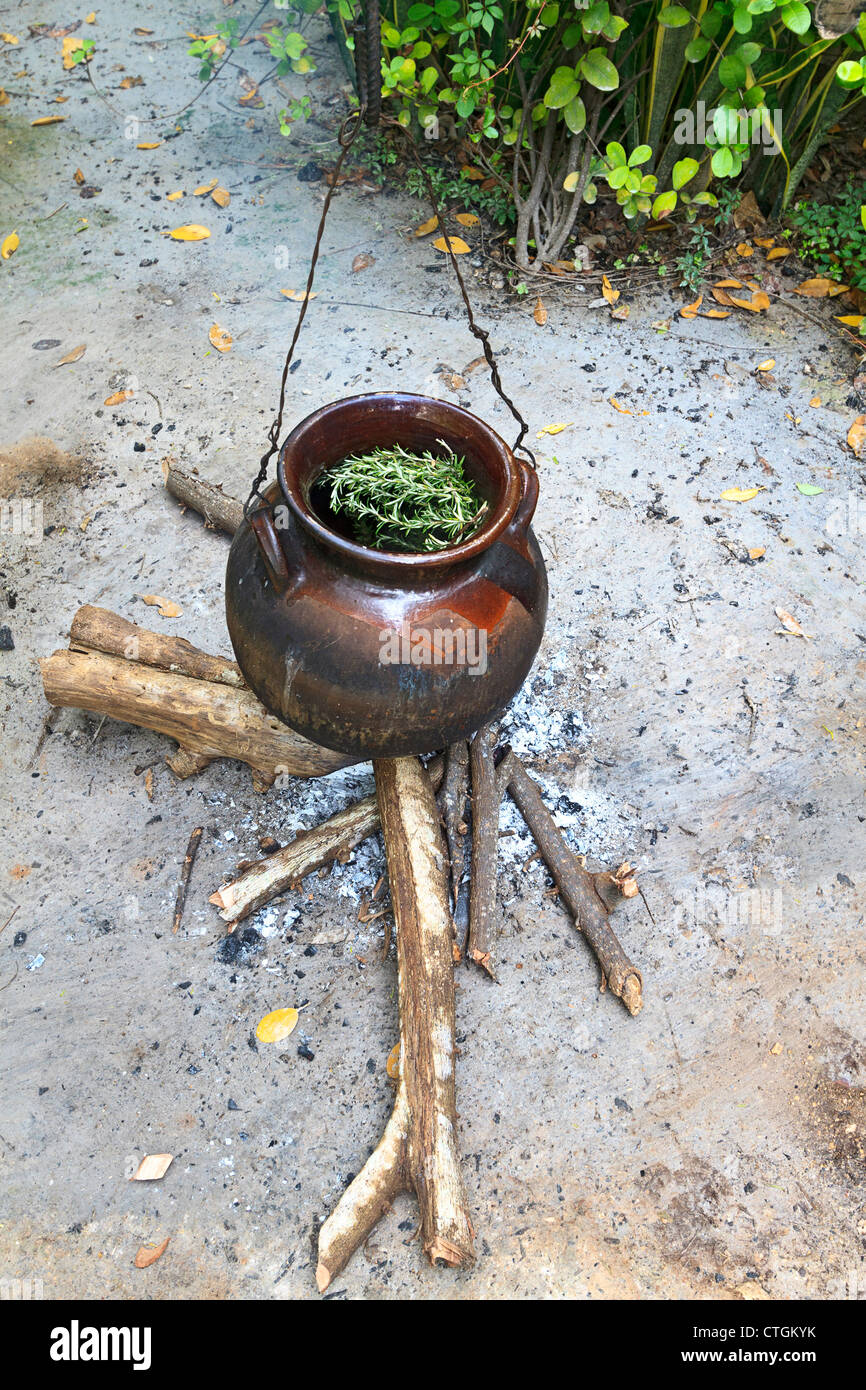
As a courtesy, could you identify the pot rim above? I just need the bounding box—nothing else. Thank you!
[276,391,522,571]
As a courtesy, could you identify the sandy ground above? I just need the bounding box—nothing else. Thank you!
[1,3,865,1302]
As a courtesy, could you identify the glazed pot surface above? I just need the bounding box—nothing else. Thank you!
[226,393,547,759]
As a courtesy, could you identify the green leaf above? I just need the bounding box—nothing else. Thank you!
[579,48,620,91]
[563,170,581,192]
[732,6,753,32]
[563,94,586,134]
[652,190,678,219]
[608,165,630,188]
[719,54,747,90]
[672,156,699,189]
[580,2,611,35]
[711,146,735,177]
[606,140,627,167]
[736,41,761,64]
[701,9,723,37]
[658,4,692,26]
[583,181,598,204]
[628,144,652,166]
[640,173,658,194]
[544,65,580,108]
[780,1,811,34]
[602,15,629,39]
[837,60,864,88]
[796,483,824,495]
[713,105,741,144]
[685,36,712,61]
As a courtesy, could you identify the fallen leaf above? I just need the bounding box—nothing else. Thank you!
[432,236,470,255]
[131,1154,173,1182]
[766,247,791,260]
[136,141,162,150]
[211,187,230,208]
[0,90,8,107]
[836,314,864,329]
[736,1282,771,1301]
[169,225,210,241]
[144,768,153,801]
[720,487,763,502]
[735,242,754,257]
[602,274,620,306]
[754,237,775,248]
[239,86,260,105]
[795,277,847,297]
[118,75,143,89]
[193,179,218,195]
[775,606,811,639]
[711,288,735,307]
[748,547,766,560]
[848,415,866,458]
[414,215,438,237]
[455,212,479,227]
[1,231,19,260]
[10,864,31,879]
[700,309,730,319]
[714,279,745,289]
[809,396,821,407]
[386,1043,401,1080]
[536,422,572,437]
[756,359,775,372]
[208,323,231,353]
[1,33,20,44]
[611,303,630,320]
[796,482,824,495]
[86,12,96,23]
[280,288,317,301]
[533,297,547,327]
[55,344,86,366]
[680,294,702,319]
[134,1237,170,1269]
[32,116,66,126]
[166,190,184,201]
[729,291,769,312]
[352,252,375,272]
[141,594,182,619]
[104,388,134,406]
[609,397,632,415]
[73,168,85,185]
[459,166,485,180]
[255,1007,299,1044]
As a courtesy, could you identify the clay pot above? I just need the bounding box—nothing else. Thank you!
[225,392,547,759]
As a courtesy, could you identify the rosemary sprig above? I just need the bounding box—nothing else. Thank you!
[320,441,488,553]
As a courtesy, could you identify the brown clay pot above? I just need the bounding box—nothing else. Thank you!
[225,392,547,759]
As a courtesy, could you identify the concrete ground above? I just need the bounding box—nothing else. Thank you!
[1,3,864,1302]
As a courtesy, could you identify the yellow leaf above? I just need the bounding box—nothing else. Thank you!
[699,309,730,319]
[193,179,218,195]
[714,279,744,289]
[31,115,66,126]
[602,274,620,306]
[255,1007,299,1044]
[563,171,580,193]
[754,237,775,248]
[680,294,702,319]
[711,288,735,307]
[73,167,85,185]
[836,314,864,329]
[536,422,572,438]
[141,594,182,619]
[386,1043,401,1080]
[55,344,86,366]
[1,33,20,43]
[748,547,766,560]
[137,141,162,149]
[775,606,811,639]
[432,235,470,255]
[169,225,210,241]
[208,322,232,353]
[848,415,866,458]
[211,187,230,208]
[0,90,8,106]
[720,487,763,502]
[86,12,96,23]
[766,247,791,260]
[280,288,317,301]
[239,87,260,105]
[756,359,775,372]
[533,296,547,327]
[131,1154,173,1182]
[414,215,438,237]
[728,291,768,313]
[795,277,847,297]
[1,230,19,260]
[104,388,134,406]
[609,398,632,415]
[166,190,184,201]
[809,396,821,408]
[735,242,754,256]
[455,212,480,227]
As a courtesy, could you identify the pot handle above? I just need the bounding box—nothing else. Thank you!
[509,457,539,536]
[250,506,292,595]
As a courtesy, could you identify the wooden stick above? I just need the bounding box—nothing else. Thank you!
[70,605,245,688]
[438,740,469,909]
[316,756,474,1291]
[164,464,244,535]
[39,648,355,789]
[210,757,443,925]
[467,724,499,978]
[172,826,203,934]
[501,753,643,1016]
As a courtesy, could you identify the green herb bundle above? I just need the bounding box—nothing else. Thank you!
[321,441,487,553]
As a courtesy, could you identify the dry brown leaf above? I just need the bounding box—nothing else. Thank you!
[141,594,182,619]
[809,396,821,408]
[55,344,86,366]
[134,1236,170,1269]
[352,252,375,273]
[459,166,485,180]
[455,212,480,227]
[611,303,630,320]
[533,297,547,326]
[1,231,19,260]
[144,768,153,801]
[239,86,260,105]
[73,167,85,185]
[208,323,232,353]
[680,294,703,319]
[735,242,754,257]
[0,90,9,107]
[602,274,620,306]
[848,415,866,458]
[193,178,218,195]
[280,288,317,301]
[168,225,210,241]
[32,115,66,126]
[432,236,470,255]
[775,606,811,639]
[700,309,730,319]
[766,247,791,260]
[748,547,766,560]
[131,1154,173,1182]
[711,288,735,307]
[609,397,632,415]
[728,291,769,313]
[104,388,134,406]
[211,186,230,208]
[754,237,775,248]
[118,75,143,89]
[715,278,745,289]
[386,1043,401,1080]
[795,277,847,297]
[414,215,438,237]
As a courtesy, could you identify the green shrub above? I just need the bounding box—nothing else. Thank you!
[787,178,866,291]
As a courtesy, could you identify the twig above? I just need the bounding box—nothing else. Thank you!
[172,827,203,934]
[501,754,643,1015]
[0,905,20,937]
[467,724,499,977]
[164,465,244,535]
[439,741,469,909]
